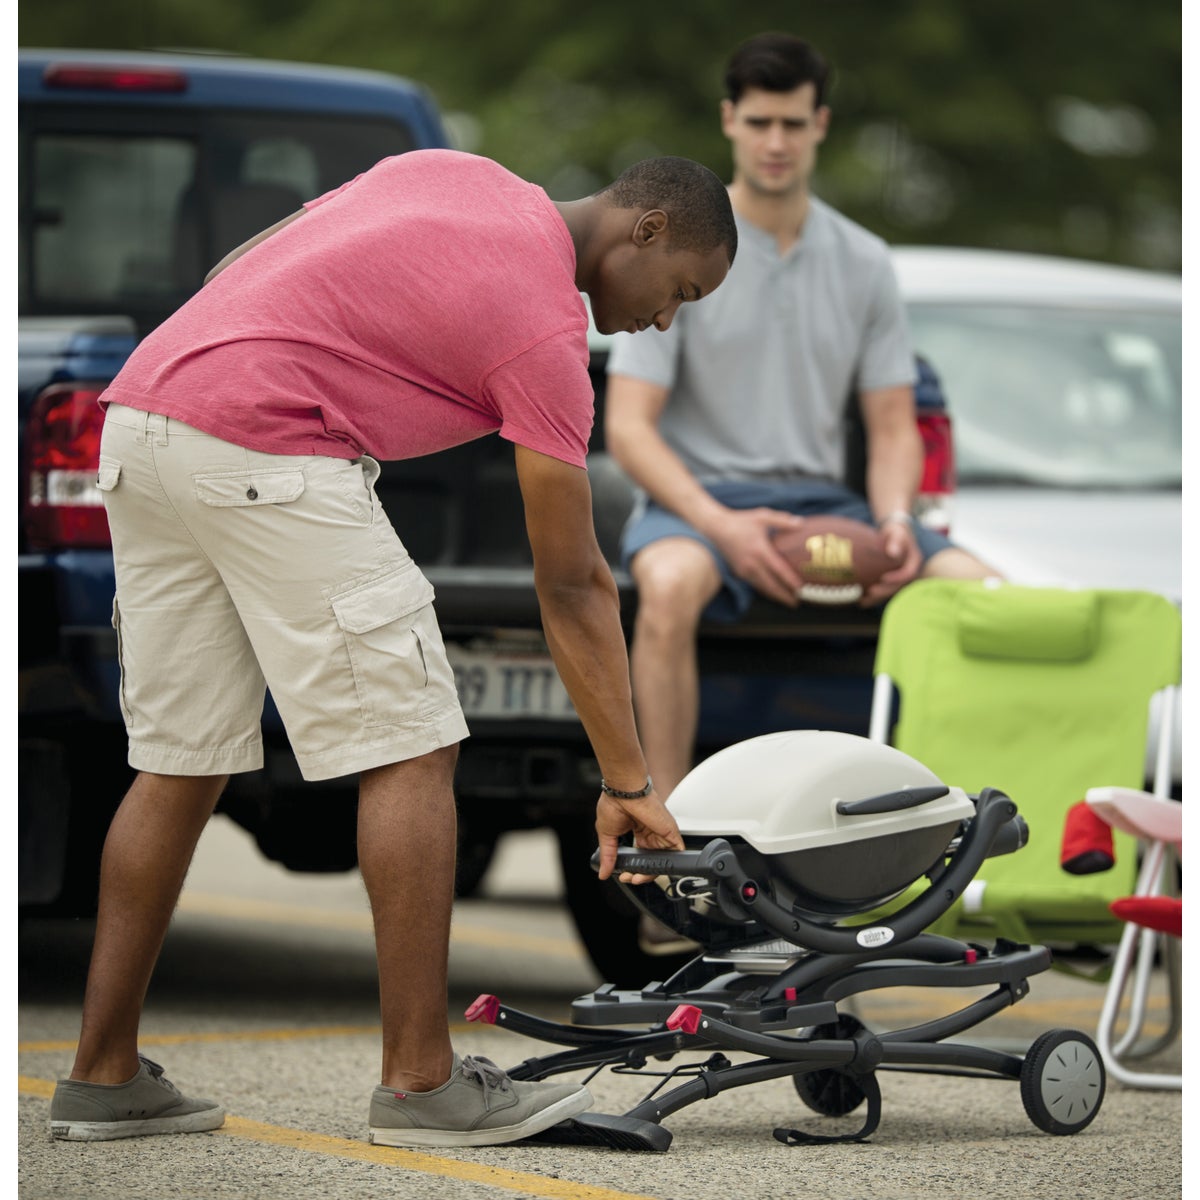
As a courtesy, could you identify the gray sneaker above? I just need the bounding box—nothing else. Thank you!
[368,1054,591,1148]
[48,1056,225,1141]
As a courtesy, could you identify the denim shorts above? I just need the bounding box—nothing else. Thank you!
[621,479,955,623]
[99,404,468,781]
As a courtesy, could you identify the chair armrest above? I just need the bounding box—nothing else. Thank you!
[1085,786,1182,844]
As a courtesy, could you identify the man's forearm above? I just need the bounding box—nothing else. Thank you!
[866,427,922,521]
[609,423,731,540]
[536,565,649,791]
[860,386,923,522]
[865,430,922,522]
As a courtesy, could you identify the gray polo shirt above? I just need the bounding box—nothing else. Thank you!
[606,197,915,485]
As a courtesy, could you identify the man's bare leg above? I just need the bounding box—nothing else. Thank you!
[628,538,723,799]
[357,743,460,1092]
[70,772,228,1083]
[921,546,1001,580]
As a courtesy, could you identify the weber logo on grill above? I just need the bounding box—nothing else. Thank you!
[855,926,895,948]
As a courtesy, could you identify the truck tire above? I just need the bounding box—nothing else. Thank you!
[553,814,693,989]
[454,821,499,898]
[18,723,130,916]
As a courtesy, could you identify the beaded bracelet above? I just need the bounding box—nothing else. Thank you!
[600,777,654,799]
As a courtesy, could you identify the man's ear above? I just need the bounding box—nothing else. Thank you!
[815,105,832,145]
[633,209,669,246]
[719,98,736,140]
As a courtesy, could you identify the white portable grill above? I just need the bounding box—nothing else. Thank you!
[465,731,1107,1151]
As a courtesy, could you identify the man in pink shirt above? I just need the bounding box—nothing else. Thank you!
[49,150,736,1148]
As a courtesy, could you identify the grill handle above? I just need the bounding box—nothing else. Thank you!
[835,785,949,815]
[987,812,1029,858]
[588,841,731,882]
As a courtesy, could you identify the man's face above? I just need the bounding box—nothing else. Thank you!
[721,83,829,198]
[589,222,729,336]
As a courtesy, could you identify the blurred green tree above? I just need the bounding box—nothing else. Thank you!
[19,0,1180,268]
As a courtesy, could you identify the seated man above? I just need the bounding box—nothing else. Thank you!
[605,32,998,817]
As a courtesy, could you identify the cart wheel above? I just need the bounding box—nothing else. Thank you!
[792,1014,869,1117]
[1020,1029,1105,1135]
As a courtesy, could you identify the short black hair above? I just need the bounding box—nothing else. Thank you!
[598,156,737,265]
[724,31,830,108]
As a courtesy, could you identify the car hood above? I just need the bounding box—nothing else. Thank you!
[948,487,1182,606]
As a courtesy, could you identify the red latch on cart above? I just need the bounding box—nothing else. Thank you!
[465,993,501,1024]
[666,1004,704,1035]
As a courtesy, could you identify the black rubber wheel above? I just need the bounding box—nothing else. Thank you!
[792,1014,869,1117]
[1020,1028,1106,1135]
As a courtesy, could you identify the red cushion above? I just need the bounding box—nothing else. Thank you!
[1061,800,1115,875]
[1109,896,1182,937]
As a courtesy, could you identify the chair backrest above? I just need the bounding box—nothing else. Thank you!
[873,579,1180,943]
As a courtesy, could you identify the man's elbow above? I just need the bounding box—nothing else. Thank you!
[535,553,615,609]
[603,412,644,472]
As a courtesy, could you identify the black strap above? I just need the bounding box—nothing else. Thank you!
[772,1073,882,1146]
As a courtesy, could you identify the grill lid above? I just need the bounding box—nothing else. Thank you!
[668,730,975,856]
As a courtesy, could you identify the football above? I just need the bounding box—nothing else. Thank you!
[772,515,903,606]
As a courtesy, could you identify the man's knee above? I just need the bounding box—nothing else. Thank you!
[129,771,229,807]
[920,546,1001,581]
[361,742,460,792]
[630,539,722,635]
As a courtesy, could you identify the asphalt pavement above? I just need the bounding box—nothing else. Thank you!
[17,817,1185,1199]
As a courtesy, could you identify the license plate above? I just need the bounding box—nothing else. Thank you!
[445,636,577,721]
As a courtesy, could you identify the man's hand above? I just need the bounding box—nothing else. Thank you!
[861,519,922,606]
[708,507,807,607]
[595,790,685,883]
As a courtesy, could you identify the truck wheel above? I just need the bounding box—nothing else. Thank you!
[19,724,130,916]
[553,815,693,989]
[455,824,498,898]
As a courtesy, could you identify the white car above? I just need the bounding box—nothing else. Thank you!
[894,247,1181,786]
[893,246,1181,603]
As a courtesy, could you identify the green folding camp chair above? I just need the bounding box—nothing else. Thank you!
[868,578,1182,1084]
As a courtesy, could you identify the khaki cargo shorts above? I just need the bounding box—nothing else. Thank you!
[98,404,469,781]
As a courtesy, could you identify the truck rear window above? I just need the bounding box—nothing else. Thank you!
[20,107,414,331]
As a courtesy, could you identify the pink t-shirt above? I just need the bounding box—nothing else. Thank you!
[102,151,594,467]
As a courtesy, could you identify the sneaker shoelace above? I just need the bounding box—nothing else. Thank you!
[137,1056,181,1097]
[459,1055,511,1110]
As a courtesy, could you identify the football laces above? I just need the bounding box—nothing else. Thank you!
[797,582,863,605]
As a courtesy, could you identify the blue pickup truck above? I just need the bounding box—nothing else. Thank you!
[19,48,944,985]
[18,46,453,903]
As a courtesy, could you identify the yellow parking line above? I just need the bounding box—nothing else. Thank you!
[17,1075,658,1200]
[19,1022,478,1056]
[177,891,587,960]
[217,1116,660,1200]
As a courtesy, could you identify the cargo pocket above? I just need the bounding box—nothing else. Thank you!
[96,457,122,493]
[329,560,439,727]
[193,468,305,507]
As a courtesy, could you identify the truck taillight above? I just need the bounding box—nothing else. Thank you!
[25,384,112,549]
[914,410,955,535]
[43,63,188,93]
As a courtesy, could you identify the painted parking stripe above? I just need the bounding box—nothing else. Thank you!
[18,1022,480,1055]
[18,1075,657,1200]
